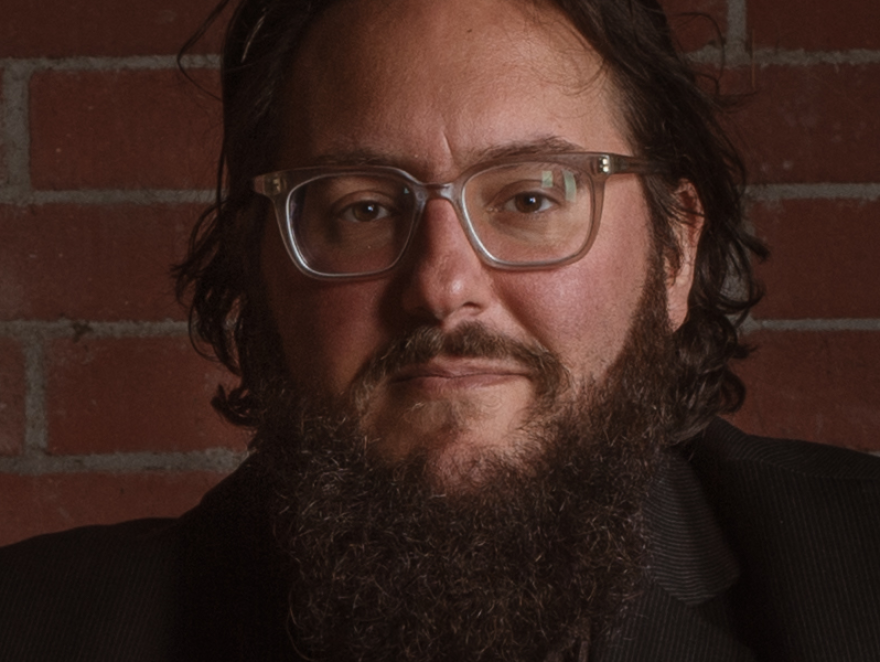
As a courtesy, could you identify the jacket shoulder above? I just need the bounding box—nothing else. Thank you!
[0,458,294,661]
[688,418,880,481]
[0,518,182,660]
[683,419,880,661]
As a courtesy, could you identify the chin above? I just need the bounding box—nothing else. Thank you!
[368,418,544,495]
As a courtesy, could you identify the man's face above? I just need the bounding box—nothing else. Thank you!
[261,0,693,486]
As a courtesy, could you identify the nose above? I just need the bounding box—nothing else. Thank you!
[399,198,494,326]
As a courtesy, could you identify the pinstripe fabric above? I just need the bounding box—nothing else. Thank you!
[0,419,878,661]
[0,460,294,661]
[686,420,880,661]
[0,519,180,661]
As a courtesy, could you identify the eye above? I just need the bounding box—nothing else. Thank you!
[339,200,394,223]
[503,191,555,214]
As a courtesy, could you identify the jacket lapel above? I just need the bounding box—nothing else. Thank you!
[592,450,756,661]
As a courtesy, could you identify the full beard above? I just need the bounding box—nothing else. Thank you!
[253,261,681,662]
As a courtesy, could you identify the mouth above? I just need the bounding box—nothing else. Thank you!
[390,358,531,393]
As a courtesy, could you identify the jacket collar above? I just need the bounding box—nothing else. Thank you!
[642,445,740,606]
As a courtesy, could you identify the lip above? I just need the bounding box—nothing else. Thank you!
[390,358,529,393]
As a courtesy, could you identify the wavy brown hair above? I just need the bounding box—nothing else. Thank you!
[175,0,766,440]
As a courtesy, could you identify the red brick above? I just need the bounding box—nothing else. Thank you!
[660,0,728,52]
[0,338,26,456]
[0,204,203,322]
[750,199,880,320]
[748,0,880,51]
[735,64,880,184]
[30,70,221,190]
[0,0,226,58]
[46,337,248,454]
[728,330,880,451]
[0,471,226,547]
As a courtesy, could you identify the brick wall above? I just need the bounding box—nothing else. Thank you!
[710,1,880,450]
[0,0,246,547]
[1,0,878,546]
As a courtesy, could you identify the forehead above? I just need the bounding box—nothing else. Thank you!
[294,0,593,80]
[280,0,630,174]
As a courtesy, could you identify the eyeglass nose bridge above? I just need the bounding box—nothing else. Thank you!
[404,179,498,270]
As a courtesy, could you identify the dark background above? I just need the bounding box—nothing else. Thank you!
[1,0,878,545]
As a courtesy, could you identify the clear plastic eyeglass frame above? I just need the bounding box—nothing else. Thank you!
[252,152,656,280]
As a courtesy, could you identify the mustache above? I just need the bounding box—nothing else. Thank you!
[348,323,569,406]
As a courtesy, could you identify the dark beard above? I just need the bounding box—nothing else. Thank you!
[253,261,680,662]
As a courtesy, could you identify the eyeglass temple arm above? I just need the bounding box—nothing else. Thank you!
[598,154,657,176]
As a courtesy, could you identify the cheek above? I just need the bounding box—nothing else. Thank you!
[262,230,389,395]
[499,196,652,378]
[499,269,637,379]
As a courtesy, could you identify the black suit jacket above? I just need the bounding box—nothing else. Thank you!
[1,419,879,661]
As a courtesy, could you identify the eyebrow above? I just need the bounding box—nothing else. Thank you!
[474,137,584,161]
[308,136,586,170]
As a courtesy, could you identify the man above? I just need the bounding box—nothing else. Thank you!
[1,0,878,660]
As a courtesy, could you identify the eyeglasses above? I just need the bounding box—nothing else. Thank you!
[253,152,656,280]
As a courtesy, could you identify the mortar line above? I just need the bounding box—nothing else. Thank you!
[751,49,880,66]
[21,335,47,454]
[0,448,247,475]
[0,188,215,206]
[726,0,748,60]
[0,54,220,72]
[747,183,880,202]
[686,45,880,67]
[0,320,190,339]
[745,318,880,332]
[1,62,33,195]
